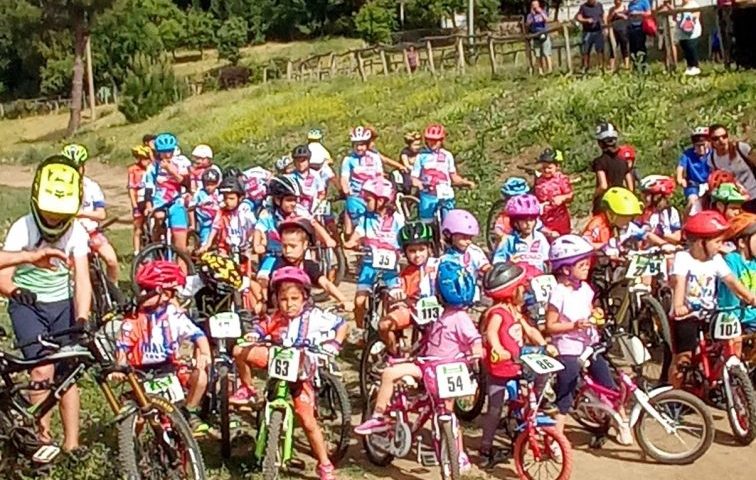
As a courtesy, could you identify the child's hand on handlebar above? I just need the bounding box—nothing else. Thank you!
[674,304,690,318]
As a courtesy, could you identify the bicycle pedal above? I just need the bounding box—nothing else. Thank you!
[32,445,61,464]
[589,435,607,449]
[419,451,439,467]
[288,457,306,471]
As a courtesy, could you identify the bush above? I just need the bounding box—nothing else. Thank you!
[216,16,248,65]
[118,54,185,123]
[354,0,396,45]
[218,65,251,89]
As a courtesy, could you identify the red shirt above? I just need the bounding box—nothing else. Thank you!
[482,305,523,379]
[535,172,573,235]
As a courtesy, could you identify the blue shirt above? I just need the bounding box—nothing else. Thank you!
[718,252,756,328]
[628,0,651,25]
[678,147,711,185]
[191,188,220,231]
[492,230,550,271]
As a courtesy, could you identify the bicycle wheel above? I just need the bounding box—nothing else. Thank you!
[362,388,395,467]
[572,388,611,434]
[453,371,486,422]
[262,410,284,480]
[117,397,206,480]
[634,389,714,464]
[360,337,387,400]
[485,198,506,252]
[218,365,232,459]
[439,419,460,480]
[726,365,756,445]
[514,426,572,480]
[317,370,351,464]
[132,243,196,292]
[638,295,672,384]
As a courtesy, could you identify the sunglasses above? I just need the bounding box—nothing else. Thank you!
[711,133,729,141]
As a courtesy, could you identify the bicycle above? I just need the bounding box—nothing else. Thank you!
[89,217,126,318]
[309,197,347,302]
[0,318,206,479]
[572,326,714,464]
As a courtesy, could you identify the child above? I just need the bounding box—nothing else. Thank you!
[340,126,385,236]
[669,211,756,388]
[676,127,711,215]
[355,261,483,471]
[400,131,422,169]
[582,187,644,251]
[617,144,641,186]
[275,155,295,175]
[343,178,404,336]
[231,267,347,480]
[116,261,212,435]
[378,221,438,356]
[711,182,748,220]
[718,213,756,332]
[492,176,531,245]
[411,123,475,222]
[544,234,630,444]
[291,144,327,214]
[190,168,222,247]
[307,129,333,170]
[441,209,492,280]
[638,175,682,245]
[189,144,219,193]
[479,262,554,468]
[128,145,151,254]
[197,176,256,258]
[534,149,573,238]
[492,194,550,271]
[242,165,272,213]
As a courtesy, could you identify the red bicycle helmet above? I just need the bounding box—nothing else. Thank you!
[639,175,676,197]
[616,145,636,163]
[708,170,736,192]
[135,260,186,292]
[683,210,730,239]
[271,266,312,295]
[424,124,446,141]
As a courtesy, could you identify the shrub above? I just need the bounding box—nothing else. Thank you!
[354,0,396,45]
[218,65,251,89]
[118,54,185,123]
[216,16,248,65]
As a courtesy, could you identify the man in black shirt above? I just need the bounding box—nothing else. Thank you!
[592,122,635,214]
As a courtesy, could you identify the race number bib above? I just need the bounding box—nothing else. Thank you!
[268,347,301,382]
[520,353,565,375]
[625,255,665,279]
[313,200,331,216]
[712,312,742,340]
[144,374,185,403]
[531,275,557,303]
[371,247,398,270]
[435,362,475,399]
[414,296,444,326]
[208,312,242,339]
[435,183,455,200]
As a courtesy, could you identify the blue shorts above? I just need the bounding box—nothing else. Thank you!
[356,260,400,292]
[257,254,279,280]
[197,224,213,245]
[346,196,367,223]
[154,200,188,230]
[684,185,700,199]
[9,299,74,359]
[419,192,456,222]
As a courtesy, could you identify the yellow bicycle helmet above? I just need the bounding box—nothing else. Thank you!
[60,144,89,167]
[602,187,643,217]
[31,155,83,242]
[404,131,422,144]
[199,252,243,290]
[131,145,152,158]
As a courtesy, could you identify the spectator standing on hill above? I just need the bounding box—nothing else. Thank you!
[716,0,735,68]
[676,0,703,76]
[576,0,606,72]
[526,0,553,75]
[608,0,631,71]
[592,122,634,214]
[627,0,652,60]
[708,124,756,198]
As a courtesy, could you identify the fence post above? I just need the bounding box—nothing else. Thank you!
[263,67,268,83]
[403,48,412,74]
[664,13,677,72]
[562,24,573,74]
[379,48,389,75]
[426,39,436,74]
[488,35,498,74]
[329,53,336,77]
[523,34,534,75]
[456,36,466,72]
[286,61,293,80]
[355,51,367,81]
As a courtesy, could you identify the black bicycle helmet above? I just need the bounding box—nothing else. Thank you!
[268,174,302,198]
[398,221,434,249]
[202,166,221,184]
[291,144,311,159]
[483,262,526,301]
[277,217,315,244]
[218,175,245,195]
[224,166,243,179]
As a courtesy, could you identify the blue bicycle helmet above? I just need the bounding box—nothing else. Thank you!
[437,261,476,308]
[500,176,530,198]
[154,133,178,154]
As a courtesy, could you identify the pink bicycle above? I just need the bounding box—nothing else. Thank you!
[572,328,714,464]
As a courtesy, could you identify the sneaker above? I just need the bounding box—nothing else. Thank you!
[459,452,472,473]
[229,385,256,406]
[354,415,390,435]
[615,421,633,446]
[188,412,210,437]
[317,463,336,480]
[690,66,701,76]
[477,448,509,470]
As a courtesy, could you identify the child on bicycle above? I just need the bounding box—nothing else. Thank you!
[377,221,439,356]
[582,187,644,252]
[478,262,555,468]
[340,126,385,236]
[115,261,212,436]
[545,234,630,444]
[307,129,333,170]
[242,164,272,213]
[189,144,220,193]
[355,261,482,470]
[400,131,422,169]
[440,209,491,280]
[411,124,475,222]
[189,168,222,246]
[128,145,151,254]
[711,182,749,220]
[718,213,756,332]
[343,178,404,338]
[534,149,573,239]
[492,177,531,245]
[61,144,119,284]
[669,211,756,388]
[638,175,682,246]
[232,267,347,480]
[676,127,711,215]
[492,194,550,271]
[291,144,327,214]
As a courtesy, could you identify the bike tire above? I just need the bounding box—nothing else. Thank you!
[485,198,506,252]
[131,243,196,293]
[318,370,351,464]
[514,426,572,480]
[262,409,284,480]
[117,397,207,480]
[634,389,714,464]
[439,419,460,480]
[362,388,395,467]
[360,336,386,401]
[219,365,232,460]
[453,371,486,422]
[571,388,611,434]
[639,295,672,384]
[726,365,756,445]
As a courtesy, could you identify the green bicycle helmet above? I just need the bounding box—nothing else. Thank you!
[60,144,89,167]
[398,222,434,249]
[711,183,748,204]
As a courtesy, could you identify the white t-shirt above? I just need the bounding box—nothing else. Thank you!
[676,1,702,40]
[670,250,732,315]
[710,142,756,198]
[79,176,106,233]
[3,215,89,302]
[307,142,332,167]
[646,207,682,238]
[548,282,600,356]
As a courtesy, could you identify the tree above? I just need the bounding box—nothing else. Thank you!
[216,16,248,65]
[354,0,396,45]
[185,7,216,57]
[119,53,184,123]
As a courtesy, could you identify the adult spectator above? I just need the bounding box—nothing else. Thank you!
[526,0,553,75]
[592,122,634,214]
[608,0,631,71]
[676,0,703,76]
[708,124,756,198]
[717,0,735,68]
[627,0,652,60]
[576,0,606,72]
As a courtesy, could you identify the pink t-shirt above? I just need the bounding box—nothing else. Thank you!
[548,282,599,356]
[421,308,482,359]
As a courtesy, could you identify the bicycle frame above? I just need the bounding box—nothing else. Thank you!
[254,379,296,465]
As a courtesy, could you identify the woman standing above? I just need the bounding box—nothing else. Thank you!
[676,0,703,75]
[627,0,652,60]
[608,0,631,70]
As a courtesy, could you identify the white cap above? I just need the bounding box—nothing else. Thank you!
[191,144,214,159]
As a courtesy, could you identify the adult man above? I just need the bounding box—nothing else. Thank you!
[708,124,756,198]
[591,122,635,214]
[576,0,606,71]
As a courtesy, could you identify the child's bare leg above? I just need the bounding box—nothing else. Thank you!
[186,367,208,408]
[372,363,422,414]
[354,292,368,329]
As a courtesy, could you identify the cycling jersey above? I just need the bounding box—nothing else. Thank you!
[116,303,205,366]
[718,252,756,328]
[189,164,221,192]
[253,305,344,346]
[144,156,191,208]
[582,212,612,247]
[315,163,336,186]
[492,230,550,271]
[292,169,326,213]
[535,172,573,235]
[191,188,221,244]
[212,202,257,253]
[481,304,524,379]
[441,244,490,280]
[243,166,272,204]
[127,163,147,203]
[255,206,312,255]
[341,151,383,197]
[641,206,681,239]
[399,257,440,302]
[79,177,106,233]
[411,147,457,195]
[355,211,404,291]
[308,142,332,166]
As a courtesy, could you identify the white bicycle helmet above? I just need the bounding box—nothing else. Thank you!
[191,144,214,159]
[549,234,595,270]
[350,126,372,143]
[691,126,709,139]
[595,122,619,141]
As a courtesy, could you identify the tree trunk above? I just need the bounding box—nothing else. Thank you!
[66,13,87,137]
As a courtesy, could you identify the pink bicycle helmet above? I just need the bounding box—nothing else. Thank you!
[505,194,540,219]
[441,209,479,236]
[361,177,395,201]
[270,266,312,295]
